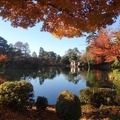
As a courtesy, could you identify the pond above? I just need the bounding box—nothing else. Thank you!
[0,67,113,105]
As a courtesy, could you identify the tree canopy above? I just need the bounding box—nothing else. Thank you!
[87,29,120,63]
[13,41,30,57]
[0,0,120,38]
[0,36,9,54]
[0,36,9,61]
[64,47,81,61]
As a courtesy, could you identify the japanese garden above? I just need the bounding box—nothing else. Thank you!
[0,0,120,120]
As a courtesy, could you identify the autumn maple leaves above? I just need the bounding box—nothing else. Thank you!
[0,0,120,38]
[87,29,120,64]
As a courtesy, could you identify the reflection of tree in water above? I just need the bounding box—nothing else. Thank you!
[0,68,39,82]
[60,67,70,75]
[67,73,81,84]
[2,69,26,81]
[38,67,60,85]
[61,67,82,84]
[0,67,114,88]
[83,70,114,88]
[0,67,60,85]
[0,76,6,84]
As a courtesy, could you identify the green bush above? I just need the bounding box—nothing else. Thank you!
[35,96,48,110]
[80,88,116,107]
[111,60,120,68]
[56,90,81,120]
[111,69,120,80]
[0,81,34,110]
[114,95,120,106]
[109,69,120,95]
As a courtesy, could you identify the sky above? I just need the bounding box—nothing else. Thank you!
[0,16,120,56]
[0,18,87,56]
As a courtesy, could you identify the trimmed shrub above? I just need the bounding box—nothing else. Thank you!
[56,90,81,120]
[109,69,120,96]
[114,95,120,106]
[80,88,116,107]
[35,96,48,110]
[0,81,34,110]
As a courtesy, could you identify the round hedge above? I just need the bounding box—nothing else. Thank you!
[56,90,81,120]
[35,96,48,110]
[0,81,34,110]
[80,87,117,107]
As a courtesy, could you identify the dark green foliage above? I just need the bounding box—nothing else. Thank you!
[114,95,120,106]
[35,96,48,110]
[0,81,34,111]
[56,90,81,120]
[0,36,10,54]
[80,88,117,107]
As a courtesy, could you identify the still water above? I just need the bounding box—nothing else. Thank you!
[30,72,87,104]
[0,67,112,105]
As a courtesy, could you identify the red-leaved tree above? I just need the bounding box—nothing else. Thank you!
[87,29,120,64]
[0,54,8,61]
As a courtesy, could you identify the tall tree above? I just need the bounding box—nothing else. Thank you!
[0,36,9,54]
[87,29,120,63]
[0,36,9,61]
[32,51,37,57]
[64,47,81,61]
[13,41,30,57]
[39,47,45,58]
[23,42,31,57]
[0,0,119,38]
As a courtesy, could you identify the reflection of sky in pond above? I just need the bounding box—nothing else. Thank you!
[30,74,88,105]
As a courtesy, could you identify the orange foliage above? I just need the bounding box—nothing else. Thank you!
[94,70,102,80]
[0,0,120,38]
[0,76,6,84]
[87,29,120,63]
[0,54,8,61]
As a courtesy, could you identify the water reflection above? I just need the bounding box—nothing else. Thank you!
[38,67,60,85]
[81,69,114,88]
[0,67,114,104]
[61,67,82,84]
